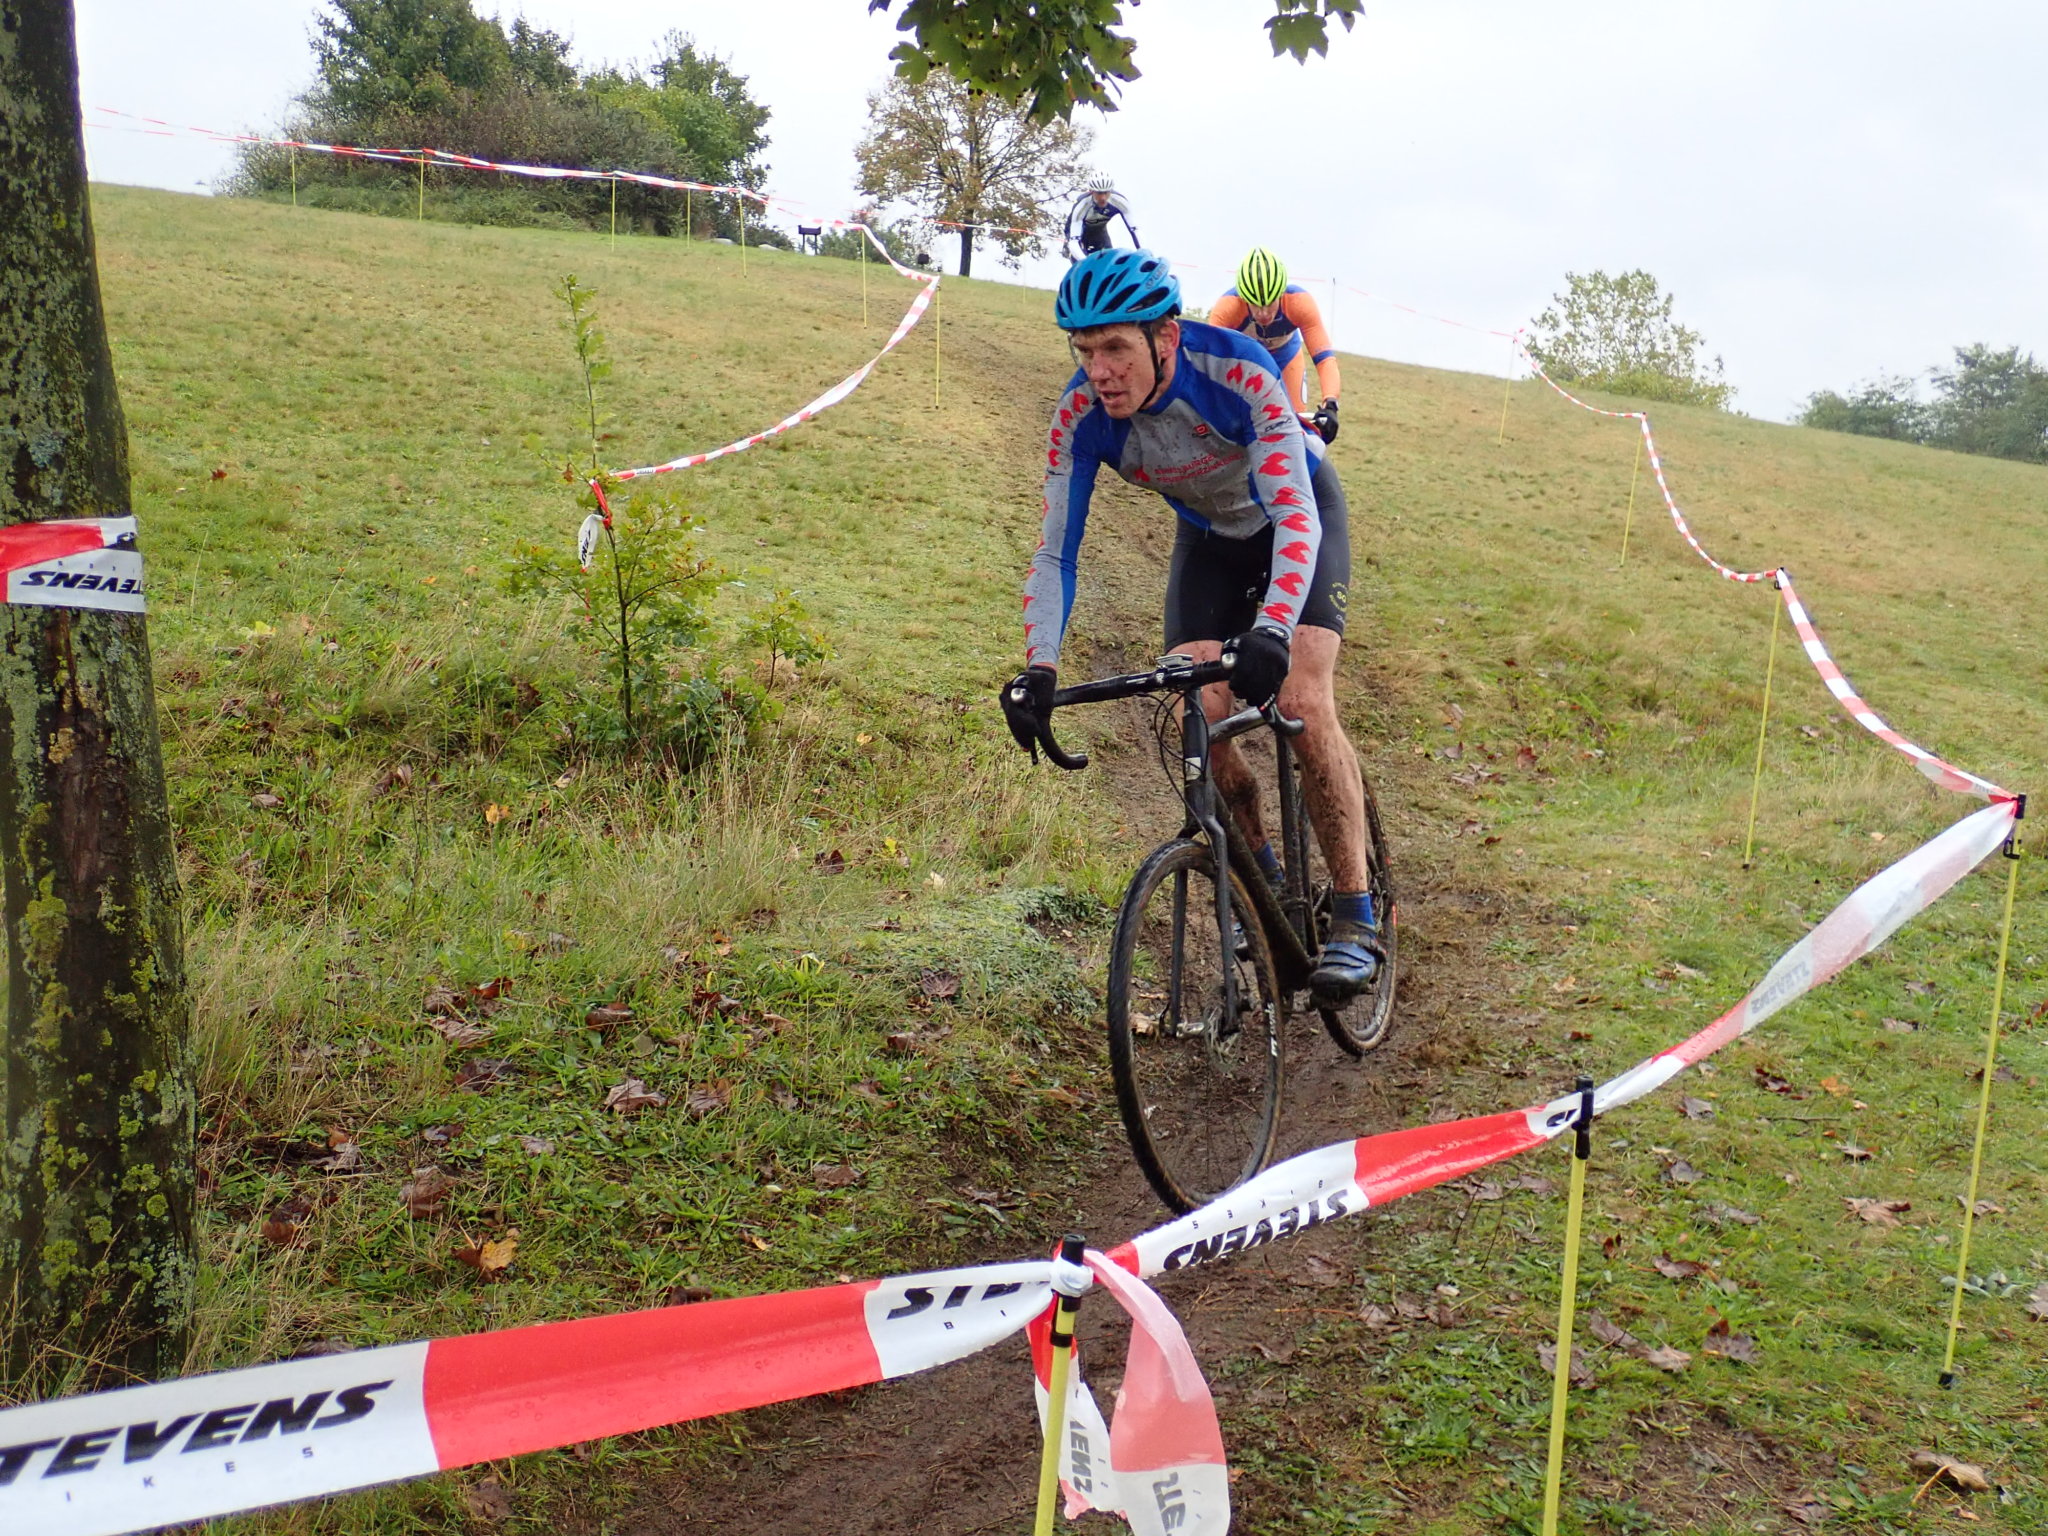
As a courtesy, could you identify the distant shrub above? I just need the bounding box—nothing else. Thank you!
[1800,346,2048,465]
[1525,269,1734,411]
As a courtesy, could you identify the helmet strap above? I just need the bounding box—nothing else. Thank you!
[1138,319,1170,411]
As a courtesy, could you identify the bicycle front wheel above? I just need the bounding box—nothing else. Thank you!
[1107,838,1285,1214]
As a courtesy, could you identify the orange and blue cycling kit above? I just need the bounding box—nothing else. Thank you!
[1023,321,1327,671]
[1207,284,1341,411]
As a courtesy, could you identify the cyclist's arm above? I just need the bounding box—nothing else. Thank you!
[1283,291,1342,402]
[1023,376,1105,670]
[1110,195,1139,246]
[1207,292,1250,334]
[1063,193,1089,246]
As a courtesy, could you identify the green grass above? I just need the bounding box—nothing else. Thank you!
[65,184,2048,1532]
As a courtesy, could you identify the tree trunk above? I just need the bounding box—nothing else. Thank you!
[0,0,194,1389]
[958,225,974,278]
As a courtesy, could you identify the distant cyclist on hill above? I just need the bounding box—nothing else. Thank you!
[1208,247,1342,441]
[1000,248,1382,1003]
[1064,175,1139,260]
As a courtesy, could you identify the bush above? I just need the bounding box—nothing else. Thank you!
[1525,269,1734,410]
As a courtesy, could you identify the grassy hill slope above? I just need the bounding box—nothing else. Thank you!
[68,184,2048,1533]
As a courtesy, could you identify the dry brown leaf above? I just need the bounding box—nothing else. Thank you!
[1907,1450,1991,1493]
[664,1284,718,1306]
[399,1166,456,1219]
[483,802,512,826]
[1839,1142,1876,1161]
[2024,1283,2048,1322]
[1295,1254,1344,1289]
[251,792,286,810]
[470,976,510,1001]
[604,1077,667,1115]
[1585,1313,1640,1351]
[1701,1202,1761,1227]
[421,1123,462,1148]
[1957,1197,2003,1217]
[314,1131,362,1174]
[1818,1075,1849,1096]
[454,1057,514,1092]
[422,983,465,1017]
[429,1015,492,1048]
[453,1230,519,1281]
[1426,1302,1462,1328]
[1882,1016,1919,1033]
[1653,1253,1713,1281]
[1663,1159,1703,1186]
[1680,1096,1716,1121]
[814,1163,861,1189]
[1537,1341,1596,1388]
[1392,1294,1428,1321]
[1643,1345,1692,1373]
[368,763,413,799]
[1905,979,1938,996]
[585,1003,635,1032]
[1359,1302,1396,1329]
[1785,1501,1830,1527]
[685,1079,735,1118]
[1702,1317,1760,1363]
[918,967,962,1000]
[1753,1066,1798,1095]
[517,1134,553,1156]
[260,1193,315,1246]
[813,848,847,874]
[1843,1197,1912,1226]
[1513,1174,1555,1197]
[884,1031,925,1054]
[1470,1181,1505,1201]
[462,1479,514,1521]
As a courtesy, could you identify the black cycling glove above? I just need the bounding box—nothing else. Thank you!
[1000,666,1057,758]
[1311,397,1340,444]
[1224,629,1291,708]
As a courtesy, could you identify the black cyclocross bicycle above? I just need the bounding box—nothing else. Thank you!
[1010,654,1397,1213]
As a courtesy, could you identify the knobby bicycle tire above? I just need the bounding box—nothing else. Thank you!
[1106,837,1285,1213]
[1280,746,1399,1057]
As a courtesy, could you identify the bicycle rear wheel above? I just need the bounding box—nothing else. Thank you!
[1107,838,1284,1213]
[1297,764,1398,1056]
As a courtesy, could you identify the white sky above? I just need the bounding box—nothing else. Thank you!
[76,0,2048,420]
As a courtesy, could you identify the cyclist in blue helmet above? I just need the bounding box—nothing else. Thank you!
[1002,248,1383,1003]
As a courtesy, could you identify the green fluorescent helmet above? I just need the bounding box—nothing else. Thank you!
[1236,247,1288,308]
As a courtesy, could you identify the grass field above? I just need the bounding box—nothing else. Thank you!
[63,183,2048,1533]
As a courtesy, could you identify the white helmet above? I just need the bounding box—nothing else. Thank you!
[1087,174,1114,193]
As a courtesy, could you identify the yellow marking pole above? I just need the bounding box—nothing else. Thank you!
[1740,578,1785,869]
[415,153,426,220]
[1033,1236,1087,1536]
[609,175,617,250]
[1940,827,2025,1386]
[1618,431,1643,566]
[1540,1079,1596,1536]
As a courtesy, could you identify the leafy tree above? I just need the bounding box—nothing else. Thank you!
[1525,269,1734,410]
[867,0,1364,120]
[312,0,511,119]
[1,0,193,1388]
[855,75,1088,275]
[1798,374,1926,442]
[585,33,771,191]
[816,212,928,266]
[507,17,577,94]
[1926,344,2048,463]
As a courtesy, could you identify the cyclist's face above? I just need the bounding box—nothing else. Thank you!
[1250,299,1282,325]
[1070,322,1176,417]
[1091,191,1111,205]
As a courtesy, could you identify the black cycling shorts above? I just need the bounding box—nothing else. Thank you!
[1163,456,1352,647]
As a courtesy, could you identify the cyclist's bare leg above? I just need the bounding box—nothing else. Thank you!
[1277,625,1369,891]
[1169,640,1269,847]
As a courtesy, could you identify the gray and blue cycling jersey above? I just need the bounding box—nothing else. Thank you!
[1023,321,1325,671]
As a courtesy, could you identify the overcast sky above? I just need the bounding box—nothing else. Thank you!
[76,0,2048,420]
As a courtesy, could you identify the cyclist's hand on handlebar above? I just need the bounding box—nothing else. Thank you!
[1223,629,1290,708]
[1311,397,1340,443]
[1000,666,1058,760]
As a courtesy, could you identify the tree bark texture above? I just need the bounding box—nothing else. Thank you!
[0,0,194,1387]
[958,224,974,278]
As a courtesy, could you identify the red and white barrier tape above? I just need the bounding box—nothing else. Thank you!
[0,798,2016,1536]
[0,517,145,613]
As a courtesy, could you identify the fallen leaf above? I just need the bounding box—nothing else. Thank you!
[1680,1096,1716,1121]
[454,1057,514,1092]
[1882,1016,1919,1033]
[1753,1066,1798,1095]
[1470,1181,1505,1201]
[399,1166,456,1219]
[918,967,962,1000]
[1654,1254,1713,1280]
[251,791,286,810]
[1785,1501,1829,1527]
[1905,979,1938,996]
[1537,1341,1596,1388]
[470,976,510,1001]
[685,1079,735,1118]
[420,1123,462,1148]
[1426,1302,1462,1327]
[453,1230,519,1280]
[1512,1174,1555,1197]
[1851,1196,1908,1236]
[368,764,414,798]
[665,1284,718,1306]
[422,984,465,1017]
[885,1031,925,1054]
[483,802,512,826]
[1296,1254,1344,1289]
[1701,1202,1761,1227]
[1907,1450,1991,1493]
[260,1193,315,1245]
[1670,962,1707,981]
[1515,743,1538,769]
[1644,1345,1692,1373]
[1359,1303,1396,1329]
[1586,1313,1641,1351]
[1393,1294,1428,1321]
[462,1479,514,1521]
[2023,1283,2048,1321]
[517,1134,553,1156]
[314,1132,362,1174]
[429,1015,492,1048]
[814,1163,861,1189]
[813,848,847,874]
[1839,1142,1876,1161]
[585,1002,635,1032]
[1818,1075,1849,1096]
[604,1078,667,1115]
[1957,1197,2003,1217]
[743,1232,772,1251]
[1664,1159,1703,1186]
[1702,1318,1760,1363]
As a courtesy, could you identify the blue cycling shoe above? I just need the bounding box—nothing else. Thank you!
[1309,917,1383,1006]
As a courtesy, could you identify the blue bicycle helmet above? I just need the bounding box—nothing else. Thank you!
[1056,248,1181,331]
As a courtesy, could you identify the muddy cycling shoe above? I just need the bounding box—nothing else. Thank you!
[1309,917,1383,1006]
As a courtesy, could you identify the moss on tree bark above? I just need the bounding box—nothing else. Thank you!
[0,0,194,1388]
